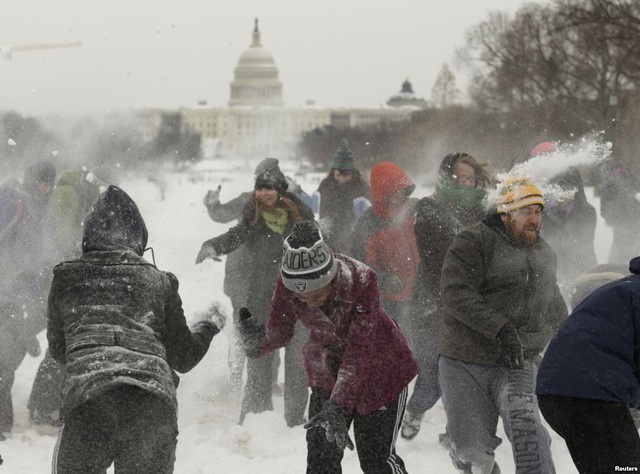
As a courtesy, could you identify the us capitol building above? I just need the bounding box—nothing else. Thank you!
[137,19,427,159]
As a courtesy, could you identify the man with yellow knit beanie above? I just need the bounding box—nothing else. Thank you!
[437,176,567,474]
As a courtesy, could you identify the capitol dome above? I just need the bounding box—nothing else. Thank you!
[229,19,284,107]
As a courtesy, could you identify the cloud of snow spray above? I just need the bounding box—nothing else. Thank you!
[488,132,612,209]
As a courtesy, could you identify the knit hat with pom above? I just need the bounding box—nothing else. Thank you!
[332,139,355,170]
[281,221,337,293]
[255,166,288,194]
[496,176,544,213]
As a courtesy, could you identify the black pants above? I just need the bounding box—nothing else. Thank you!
[306,388,408,474]
[53,386,178,474]
[538,394,640,474]
[28,349,64,422]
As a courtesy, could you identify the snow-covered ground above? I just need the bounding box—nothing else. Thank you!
[3,158,611,473]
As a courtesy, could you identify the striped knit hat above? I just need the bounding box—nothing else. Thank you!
[496,176,544,213]
[332,139,355,170]
[281,221,337,293]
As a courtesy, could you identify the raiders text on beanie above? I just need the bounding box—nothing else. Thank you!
[496,176,544,213]
[281,221,337,293]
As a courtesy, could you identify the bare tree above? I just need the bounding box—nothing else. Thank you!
[458,0,640,135]
[431,64,460,108]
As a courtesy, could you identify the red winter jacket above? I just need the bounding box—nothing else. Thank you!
[351,162,421,302]
[260,255,419,415]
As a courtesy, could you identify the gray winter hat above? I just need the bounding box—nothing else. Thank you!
[255,166,288,194]
[281,221,337,294]
[23,159,57,193]
[255,157,279,176]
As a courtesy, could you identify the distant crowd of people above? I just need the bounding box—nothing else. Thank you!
[0,137,639,473]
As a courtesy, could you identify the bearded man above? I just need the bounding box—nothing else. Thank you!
[437,176,567,474]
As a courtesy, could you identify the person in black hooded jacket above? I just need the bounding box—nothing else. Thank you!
[316,139,370,255]
[401,152,492,441]
[47,185,222,473]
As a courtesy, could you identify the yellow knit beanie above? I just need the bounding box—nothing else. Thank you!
[496,176,544,213]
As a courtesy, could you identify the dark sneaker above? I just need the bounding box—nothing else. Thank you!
[448,450,472,474]
[447,445,500,474]
[401,410,424,440]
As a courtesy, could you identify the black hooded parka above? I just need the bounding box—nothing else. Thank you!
[47,186,217,419]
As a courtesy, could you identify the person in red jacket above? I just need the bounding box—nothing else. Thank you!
[350,161,421,331]
[239,221,419,474]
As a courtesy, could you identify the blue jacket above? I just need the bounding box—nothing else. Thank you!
[536,257,640,408]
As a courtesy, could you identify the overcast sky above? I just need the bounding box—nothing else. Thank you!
[0,0,533,117]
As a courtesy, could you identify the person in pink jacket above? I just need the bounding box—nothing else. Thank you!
[239,220,419,474]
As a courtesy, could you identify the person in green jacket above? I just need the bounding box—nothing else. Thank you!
[438,176,566,474]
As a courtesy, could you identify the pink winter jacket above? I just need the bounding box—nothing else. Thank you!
[261,254,419,415]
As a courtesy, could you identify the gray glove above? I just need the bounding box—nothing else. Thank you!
[198,302,227,332]
[203,185,222,208]
[496,322,524,369]
[304,401,354,450]
[195,244,221,264]
[238,308,265,358]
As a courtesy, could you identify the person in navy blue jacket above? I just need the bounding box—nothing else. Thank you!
[536,256,640,474]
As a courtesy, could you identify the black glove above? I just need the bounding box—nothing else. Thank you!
[496,322,524,369]
[195,244,221,264]
[203,185,222,208]
[304,401,354,450]
[238,308,265,358]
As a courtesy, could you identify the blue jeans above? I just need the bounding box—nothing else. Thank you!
[439,356,555,474]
